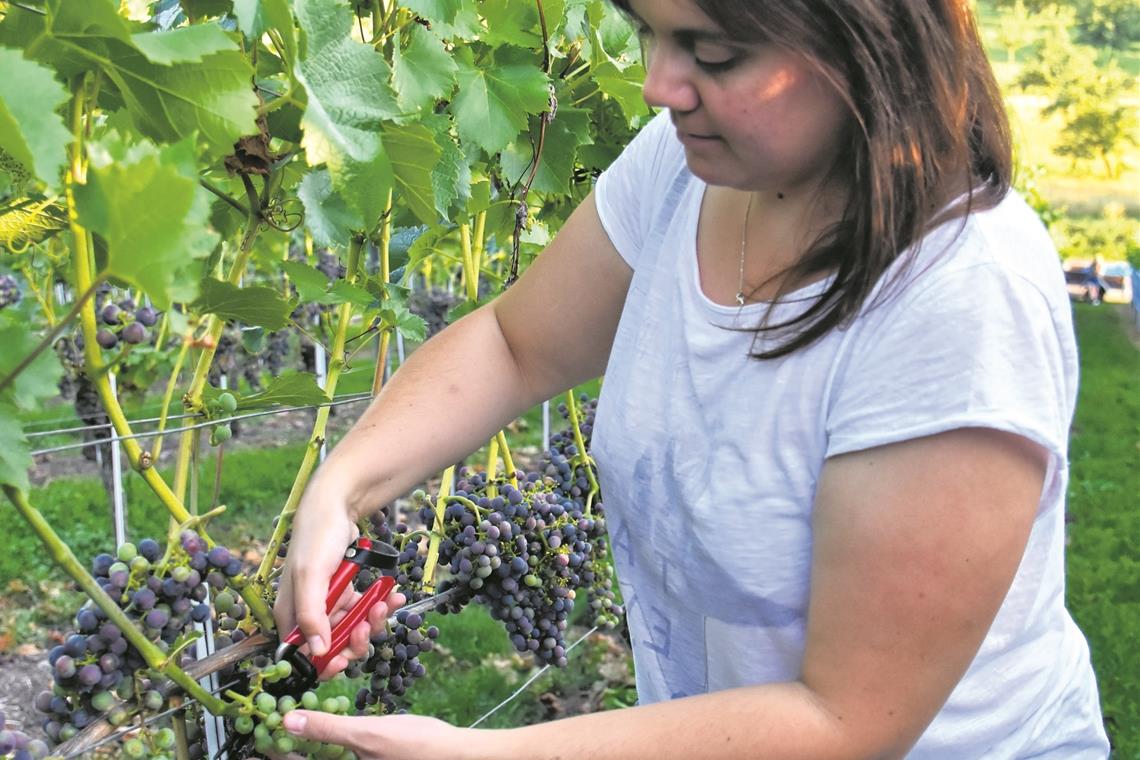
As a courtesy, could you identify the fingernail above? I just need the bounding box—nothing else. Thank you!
[308,635,325,657]
[283,712,306,734]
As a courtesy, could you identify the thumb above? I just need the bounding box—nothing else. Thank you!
[282,710,362,747]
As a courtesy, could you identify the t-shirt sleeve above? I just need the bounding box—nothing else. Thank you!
[825,262,1077,461]
[593,111,684,270]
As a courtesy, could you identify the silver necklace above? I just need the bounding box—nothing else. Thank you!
[736,193,754,306]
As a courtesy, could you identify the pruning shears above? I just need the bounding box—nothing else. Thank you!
[273,536,399,692]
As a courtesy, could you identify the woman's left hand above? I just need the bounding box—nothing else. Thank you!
[269,711,481,760]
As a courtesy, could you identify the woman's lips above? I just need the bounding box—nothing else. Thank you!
[676,129,721,146]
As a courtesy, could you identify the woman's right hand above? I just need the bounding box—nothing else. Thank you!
[272,475,404,679]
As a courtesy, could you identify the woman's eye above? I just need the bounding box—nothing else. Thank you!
[694,56,738,73]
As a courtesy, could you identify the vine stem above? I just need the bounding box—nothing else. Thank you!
[256,235,367,584]
[372,189,394,397]
[149,334,191,465]
[564,391,599,514]
[1,486,229,715]
[0,275,104,397]
[421,466,454,593]
[486,435,500,499]
[496,430,519,490]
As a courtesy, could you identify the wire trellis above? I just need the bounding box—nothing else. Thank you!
[29,394,374,457]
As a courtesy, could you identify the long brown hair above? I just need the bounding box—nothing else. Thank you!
[609,0,1012,358]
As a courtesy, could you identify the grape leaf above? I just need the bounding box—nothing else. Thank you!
[382,123,442,226]
[479,0,543,48]
[451,48,551,156]
[391,24,457,115]
[591,59,649,125]
[74,137,218,310]
[0,409,31,493]
[293,0,401,228]
[192,278,294,331]
[0,50,72,188]
[398,0,482,38]
[281,260,372,307]
[233,0,296,65]
[501,107,593,195]
[0,319,64,414]
[129,23,237,65]
[239,371,330,409]
[297,168,366,247]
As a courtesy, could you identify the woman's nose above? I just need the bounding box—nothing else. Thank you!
[640,48,700,113]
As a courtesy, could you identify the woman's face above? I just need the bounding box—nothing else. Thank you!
[626,0,851,194]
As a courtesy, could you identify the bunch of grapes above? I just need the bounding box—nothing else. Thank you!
[223,660,357,758]
[407,287,459,339]
[0,709,50,760]
[353,606,439,715]
[32,531,243,748]
[0,273,20,310]
[264,330,291,376]
[94,294,159,350]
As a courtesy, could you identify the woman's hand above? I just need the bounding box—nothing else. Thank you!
[272,474,404,678]
[270,712,480,760]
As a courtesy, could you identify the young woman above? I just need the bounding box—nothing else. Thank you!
[271,0,1109,757]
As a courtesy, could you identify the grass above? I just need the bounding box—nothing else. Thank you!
[1065,303,1140,756]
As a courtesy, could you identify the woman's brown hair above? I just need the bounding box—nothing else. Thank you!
[609,0,1013,358]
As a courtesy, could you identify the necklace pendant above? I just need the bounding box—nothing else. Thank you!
[735,292,745,306]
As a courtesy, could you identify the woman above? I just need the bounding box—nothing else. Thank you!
[272,0,1109,756]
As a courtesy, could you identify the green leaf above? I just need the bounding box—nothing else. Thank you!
[239,371,329,409]
[0,408,31,493]
[328,280,375,309]
[393,308,427,342]
[479,0,543,48]
[100,43,260,157]
[399,0,461,24]
[192,278,294,330]
[233,0,296,65]
[399,0,482,37]
[501,107,593,194]
[294,0,401,227]
[296,168,364,247]
[74,137,218,309]
[591,59,649,124]
[382,123,442,225]
[423,113,466,218]
[129,24,237,65]
[451,48,551,155]
[0,319,64,414]
[281,260,335,302]
[392,25,457,115]
[0,49,72,188]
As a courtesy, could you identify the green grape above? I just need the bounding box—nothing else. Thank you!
[301,690,320,710]
[254,723,270,742]
[254,734,273,754]
[210,423,232,446]
[256,691,277,715]
[155,728,175,748]
[322,697,340,714]
[90,690,115,712]
[234,715,254,734]
[218,392,237,413]
[277,695,297,713]
[275,660,293,679]
[275,735,295,754]
[265,711,282,729]
[123,738,146,758]
[117,542,138,562]
[214,590,235,614]
[336,696,351,714]
[143,690,164,711]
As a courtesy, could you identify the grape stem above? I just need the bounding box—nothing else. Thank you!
[256,234,367,587]
[421,466,454,593]
[564,391,600,514]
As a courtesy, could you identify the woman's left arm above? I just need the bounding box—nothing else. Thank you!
[279,426,1047,760]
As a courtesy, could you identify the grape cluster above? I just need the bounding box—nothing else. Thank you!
[224,660,356,759]
[32,532,243,748]
[407,287,459,339]
[0,710,49,760]
[94,294,159,350]
[0,273,20,310]
[408,397,622,667]
[353,607,439,716]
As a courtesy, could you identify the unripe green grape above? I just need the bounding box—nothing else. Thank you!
[155,727,175,748]
[322,697,339,714]
[275,735,295,754]
[277,695,297,713]
[265,711,282,729]
[209,424,232,446]
[233,715,254,734]
[336,695,351,714]
[218,392,237,413]
[123,738,146,758]
[117,543,137,562]
[301,690,319,710]
[256,692,277,715]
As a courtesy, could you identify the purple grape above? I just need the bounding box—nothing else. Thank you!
[100,304,120,325]
[77,663,102,687]
[63,634,86,657]
[131,588,156,610]
[207,546,231,568]
[54,655,76,679]
[122,322,146,344]
[76,608,99,632]
[137,538,161,562]
[91,553,115,576]
[145,609,169,629]
[135,306,158,326]
[95,328,118,349]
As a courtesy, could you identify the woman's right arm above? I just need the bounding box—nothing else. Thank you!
[273,191,633,664]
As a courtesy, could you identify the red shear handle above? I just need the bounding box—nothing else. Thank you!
[281,538,375,648]
[311,575,397,675]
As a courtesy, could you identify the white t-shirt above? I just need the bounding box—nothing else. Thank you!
[591,111,1109,758]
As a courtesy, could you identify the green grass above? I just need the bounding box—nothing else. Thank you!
[1065,304,1140,756]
